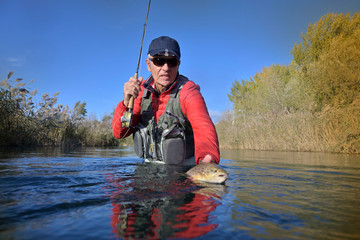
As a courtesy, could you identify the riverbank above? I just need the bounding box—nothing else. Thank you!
[222,13,360,154]
[216,104,360,154]
[0,71,127,148]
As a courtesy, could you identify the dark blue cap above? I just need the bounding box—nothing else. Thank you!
[148,36,181,59]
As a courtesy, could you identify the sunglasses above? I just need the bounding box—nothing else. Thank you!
[150,57,179,67]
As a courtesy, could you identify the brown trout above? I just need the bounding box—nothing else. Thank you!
[186,163,228,184]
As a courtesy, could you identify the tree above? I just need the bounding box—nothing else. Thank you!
[228,78,258,113]
[291,12,360,110]
[308,26,360,109]
[291,13,360,67]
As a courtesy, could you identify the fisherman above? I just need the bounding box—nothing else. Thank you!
[112,36,219,166]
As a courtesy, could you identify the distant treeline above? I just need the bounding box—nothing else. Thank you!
[216,13,360,153]
[0,72,132,147]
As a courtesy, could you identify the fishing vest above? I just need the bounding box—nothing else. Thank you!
[133,75,195,165]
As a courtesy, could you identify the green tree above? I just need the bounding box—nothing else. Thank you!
[228,64,306,114]
[228,78,258,113]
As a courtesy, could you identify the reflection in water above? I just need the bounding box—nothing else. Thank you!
[104,163,227,239]
[221,150,360,239]
[1,147,359,239]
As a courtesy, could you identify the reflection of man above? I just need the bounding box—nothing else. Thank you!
[112,36,219,166]
[111,194,219,239]
[106,163,223,239]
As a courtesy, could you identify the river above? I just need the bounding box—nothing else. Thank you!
[0,147,359,239]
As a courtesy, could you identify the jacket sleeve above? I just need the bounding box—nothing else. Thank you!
[179,81,220,164]
[112,85,144,139]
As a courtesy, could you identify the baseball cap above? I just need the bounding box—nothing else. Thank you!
[148,36,181,59]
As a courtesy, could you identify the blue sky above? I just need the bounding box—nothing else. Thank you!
[1,0,359,122]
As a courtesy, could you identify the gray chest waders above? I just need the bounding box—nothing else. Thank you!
[133,76,195,165]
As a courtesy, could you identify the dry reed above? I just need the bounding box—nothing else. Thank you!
[216,105,360,154]
[0,71,126,147]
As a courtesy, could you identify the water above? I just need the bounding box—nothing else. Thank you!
[1,147,360,240]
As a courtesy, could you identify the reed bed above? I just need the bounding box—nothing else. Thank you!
[0,71,128,147]
[217,104,360,154]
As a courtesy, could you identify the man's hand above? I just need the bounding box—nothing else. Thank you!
[200,154,214,164]
[123,76,143,107]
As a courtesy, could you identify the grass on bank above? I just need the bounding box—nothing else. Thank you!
[216,104,360,153]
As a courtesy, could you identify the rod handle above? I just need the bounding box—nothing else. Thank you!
[128,72,138,110]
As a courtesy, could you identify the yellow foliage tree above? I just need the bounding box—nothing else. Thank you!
[308,27,360,108]
[291,12,360,67]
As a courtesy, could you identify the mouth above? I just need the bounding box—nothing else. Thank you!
[160,74,171,78]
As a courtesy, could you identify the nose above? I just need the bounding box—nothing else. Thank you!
[162,62,170,70]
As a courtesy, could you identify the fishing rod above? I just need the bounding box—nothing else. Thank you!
[121,0,151,128]
[135,0,151,81]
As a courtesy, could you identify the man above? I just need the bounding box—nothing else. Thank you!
[112,36,219,165]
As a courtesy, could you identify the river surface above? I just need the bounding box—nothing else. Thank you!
[0,147,360,240]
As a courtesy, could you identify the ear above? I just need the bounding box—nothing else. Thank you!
[146,58,152,72]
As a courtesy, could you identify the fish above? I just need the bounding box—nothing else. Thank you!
[186,163,228,184]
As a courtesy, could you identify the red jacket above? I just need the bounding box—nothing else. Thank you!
[112,76,220,164]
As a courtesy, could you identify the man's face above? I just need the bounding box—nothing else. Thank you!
[146,56,180,92]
